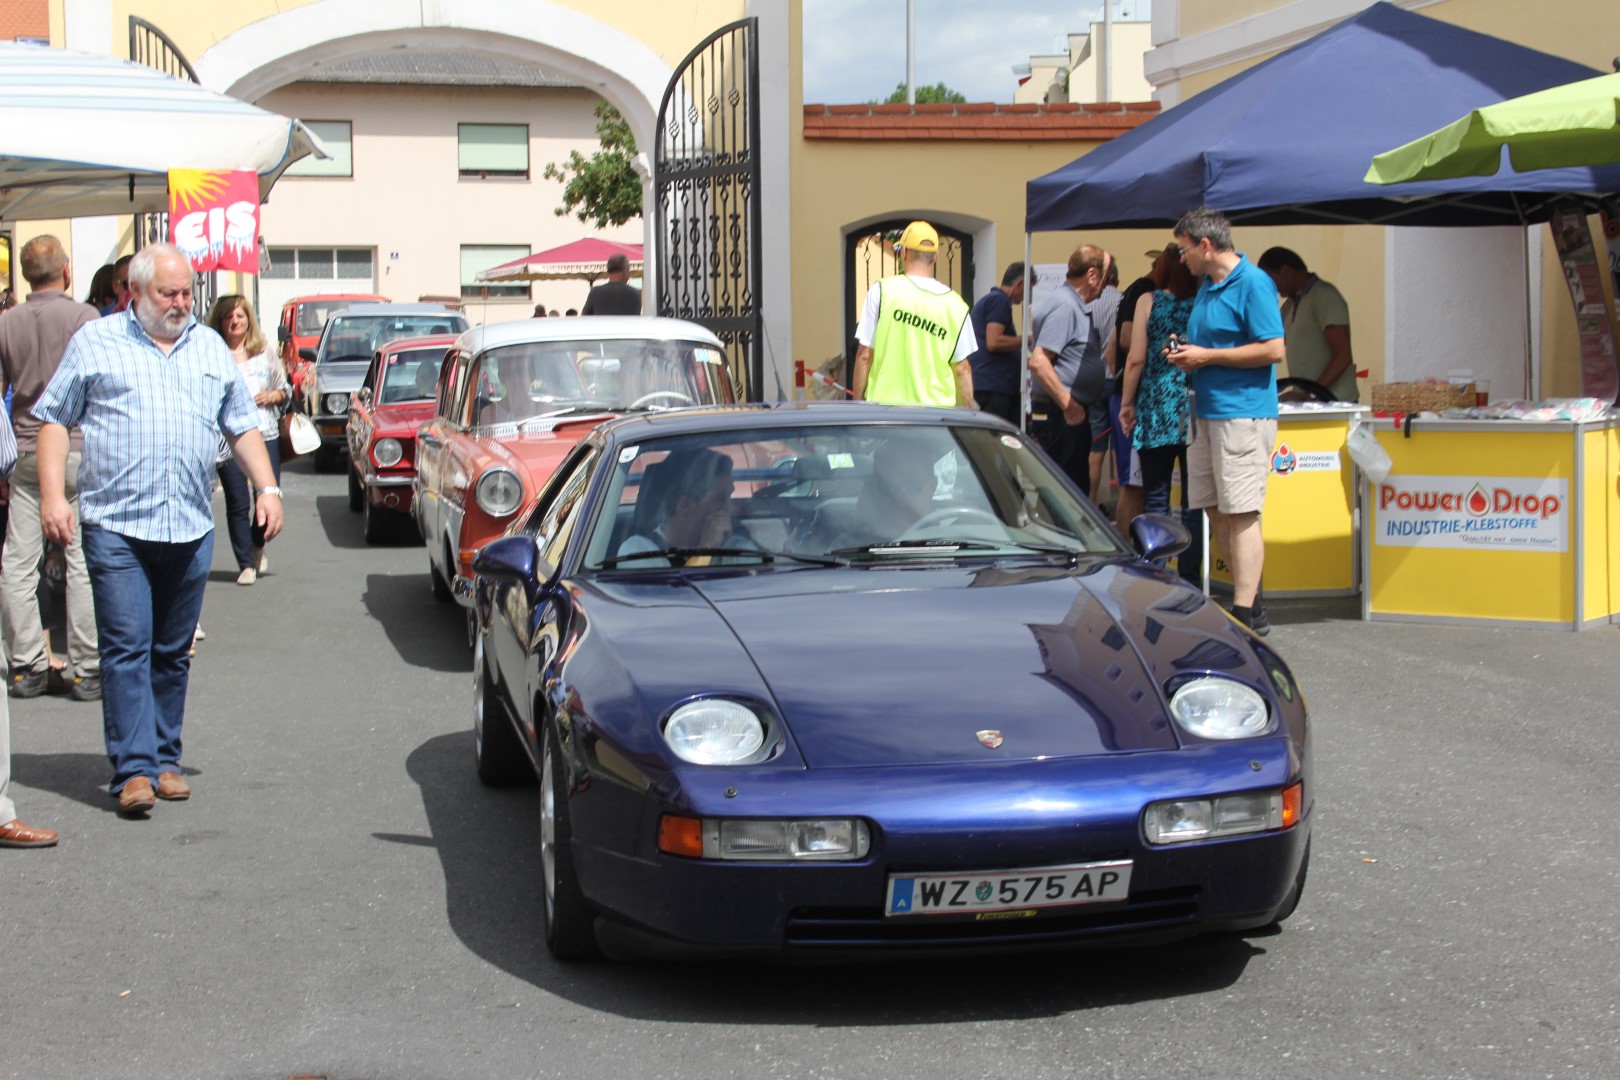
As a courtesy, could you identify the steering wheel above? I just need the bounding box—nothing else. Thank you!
[628,390,695,410]
[904,506,1002,535]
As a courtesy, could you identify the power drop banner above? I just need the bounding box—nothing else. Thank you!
[168,169,260,274]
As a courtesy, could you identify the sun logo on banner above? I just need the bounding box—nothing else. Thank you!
[167,169,260,274]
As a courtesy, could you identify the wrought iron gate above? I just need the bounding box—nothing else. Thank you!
[653,19,764,400]
[842,220,974,389]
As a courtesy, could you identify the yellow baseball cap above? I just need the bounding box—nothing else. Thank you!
[896,221,940,254]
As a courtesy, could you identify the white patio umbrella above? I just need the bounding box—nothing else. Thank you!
[0,41,325,221]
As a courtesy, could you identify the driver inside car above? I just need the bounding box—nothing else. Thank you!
[615,448,760,565]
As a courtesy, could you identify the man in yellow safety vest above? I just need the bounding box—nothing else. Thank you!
[852,221,977,409]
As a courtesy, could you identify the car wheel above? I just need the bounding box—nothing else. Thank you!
[473,635,533,787]
[362,497,395,545]
[540,723,599,960]
[312,444,339,473]
[430,547,454,603]
[347,467,363,512]
[1270,840,1310,925]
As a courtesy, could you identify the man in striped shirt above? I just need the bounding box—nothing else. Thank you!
[33,244,284,817]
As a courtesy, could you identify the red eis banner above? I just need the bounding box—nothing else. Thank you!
[168,169,260,273]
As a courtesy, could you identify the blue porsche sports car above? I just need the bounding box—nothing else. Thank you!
[470,403,1311,960]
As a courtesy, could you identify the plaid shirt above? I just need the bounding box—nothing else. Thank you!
[33,308,258,543]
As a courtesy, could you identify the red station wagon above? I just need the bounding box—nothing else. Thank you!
[345,334,461,544]
[413,317,736,612]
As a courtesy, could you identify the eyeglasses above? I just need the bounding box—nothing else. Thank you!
[1177,245,1196,262]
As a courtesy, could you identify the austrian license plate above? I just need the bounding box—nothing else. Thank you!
[884,860,1132,918]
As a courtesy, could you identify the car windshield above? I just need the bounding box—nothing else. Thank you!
[470,338,734,426]
[378,347,445,405]
[581,422,1125,570]
[296,300,367,336]
[323,314,466,362]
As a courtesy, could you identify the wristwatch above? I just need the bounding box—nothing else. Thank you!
[259,486,283,497]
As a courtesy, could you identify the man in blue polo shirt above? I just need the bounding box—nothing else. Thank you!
[1168,208,1285,636]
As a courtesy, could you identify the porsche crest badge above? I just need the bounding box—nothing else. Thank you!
[975,729,1004,749]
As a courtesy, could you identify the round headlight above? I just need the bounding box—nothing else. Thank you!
[1168,677,1271,740]
[663,700,765,765]
[324,392,349,415]
[474,468,523,517]
[373,438,403,468]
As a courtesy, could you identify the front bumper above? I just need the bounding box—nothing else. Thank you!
[314,415,348,448]
[570,740,1311,958]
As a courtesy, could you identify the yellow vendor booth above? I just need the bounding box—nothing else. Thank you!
[1207,403,1366,597]
[1360,415,1620,629]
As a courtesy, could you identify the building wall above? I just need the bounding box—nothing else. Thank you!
[255,82,638,326]
[1145,0,1618,398]
[0,0,47,40]
[1071,22,1153,104]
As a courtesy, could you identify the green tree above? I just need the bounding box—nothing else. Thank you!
[881,81,967,105]
[543,102,640,229]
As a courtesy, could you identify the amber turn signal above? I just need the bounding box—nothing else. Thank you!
[1280,781,1303,829]
[657,813,704,858]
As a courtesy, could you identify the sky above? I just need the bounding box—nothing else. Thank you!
[802,0,1152,105]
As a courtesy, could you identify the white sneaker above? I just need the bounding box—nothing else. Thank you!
[193,623,205,641]
[236,567,257,586]
[254,547,269,574]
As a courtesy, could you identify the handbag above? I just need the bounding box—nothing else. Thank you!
[280,410,321,458]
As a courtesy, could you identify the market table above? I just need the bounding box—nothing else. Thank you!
[1359,414,1620,629]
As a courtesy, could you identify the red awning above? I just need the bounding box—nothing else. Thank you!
[474,238,644,282]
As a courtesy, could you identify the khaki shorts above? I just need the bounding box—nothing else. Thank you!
[1188,417,1277,514]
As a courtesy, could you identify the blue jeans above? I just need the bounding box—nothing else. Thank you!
[81,525,213,794]
[218,436,281,569]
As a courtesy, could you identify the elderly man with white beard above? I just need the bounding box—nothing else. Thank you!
[32,244,284,818]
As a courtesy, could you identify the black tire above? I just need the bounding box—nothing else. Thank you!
[347,467,363,512]
[312,444,340,473]
[1270,840,1310,925]
[362,497,395,545]
[473,636,533,787]
[430,547,454,603]
[1276,377,1336,404]
[540,723,599,960]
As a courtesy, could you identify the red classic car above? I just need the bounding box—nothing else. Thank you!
[345,334,461,544]
[276,292,388,405]
[413,317,736,609]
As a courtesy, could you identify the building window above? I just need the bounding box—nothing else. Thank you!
[284,121,353,178]
[458,123,529,179]
[461,245,529,300]
[263,247,375,281]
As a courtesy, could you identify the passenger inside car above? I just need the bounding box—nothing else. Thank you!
[614,448,758,564]
[813,438,941,551]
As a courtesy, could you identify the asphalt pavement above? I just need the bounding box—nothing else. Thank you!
[4,456,1618,1080]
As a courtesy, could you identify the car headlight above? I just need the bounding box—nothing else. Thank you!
[658,815,871,860]
[662,699,765,765]
[1143,782,1303,845]
[324,392,349,415]
[473,467,523,517]
[1168,676,1271,740]
[373,438,403,468]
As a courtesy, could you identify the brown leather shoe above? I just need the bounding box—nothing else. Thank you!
[118,776,156,816]
[0,818,59,847]
[155,771,191,801]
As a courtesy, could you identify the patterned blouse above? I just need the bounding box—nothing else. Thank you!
[1133,290,1197,451]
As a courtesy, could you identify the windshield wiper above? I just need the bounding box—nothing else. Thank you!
[599,546,848,569]
[515,405,615,430]
[828,538,1002,557]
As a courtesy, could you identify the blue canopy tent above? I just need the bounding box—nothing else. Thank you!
[1025,3,1620,232]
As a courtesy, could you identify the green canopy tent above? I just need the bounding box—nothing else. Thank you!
[1366,71,1620,184]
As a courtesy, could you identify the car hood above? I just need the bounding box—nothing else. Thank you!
[315,360,369,392]
[372,401,436,432]
[590,562,1252,769]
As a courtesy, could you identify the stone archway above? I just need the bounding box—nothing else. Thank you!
[194,0,673,309]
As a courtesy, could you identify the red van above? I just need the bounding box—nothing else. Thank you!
[277,293,389,404]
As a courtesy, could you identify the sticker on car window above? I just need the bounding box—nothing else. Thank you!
[619,445,639,464]
[1000,435,1022,449]
[828,452,854,469]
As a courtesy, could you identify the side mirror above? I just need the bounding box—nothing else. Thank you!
[276,325,290,344]
[1130,513,1191,563]
[472,535,549,584]
[299,348,318,364]
[356,387,372,406]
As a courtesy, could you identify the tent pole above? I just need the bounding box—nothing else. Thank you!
[1022,232,1033,432]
